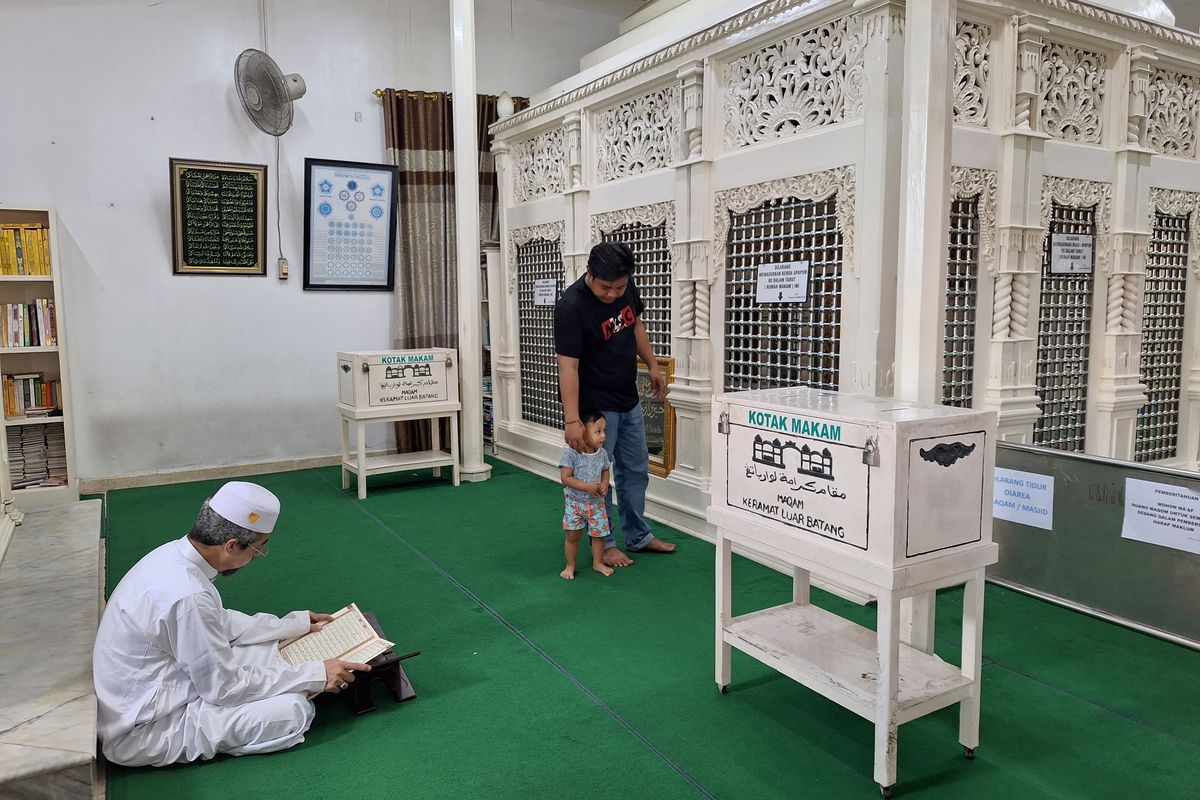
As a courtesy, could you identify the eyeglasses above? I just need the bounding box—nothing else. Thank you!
[246,541,269,558]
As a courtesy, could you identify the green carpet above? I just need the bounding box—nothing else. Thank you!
[103,461,1200,799]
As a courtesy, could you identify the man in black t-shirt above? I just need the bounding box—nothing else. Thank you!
[554,241,677,566]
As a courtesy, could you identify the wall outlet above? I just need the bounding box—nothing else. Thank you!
[278,257,289,280]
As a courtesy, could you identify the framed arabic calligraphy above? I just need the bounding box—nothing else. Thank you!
[170,158,267,275]
[636,356,676,478]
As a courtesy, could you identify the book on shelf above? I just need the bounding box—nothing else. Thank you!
[1,300,57,347]
[0,224,51,276]
[277,603,393,666]
[3,372,62,418]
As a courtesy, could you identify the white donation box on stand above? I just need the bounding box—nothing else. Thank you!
[709,388,998,797]
[336,349,460,498]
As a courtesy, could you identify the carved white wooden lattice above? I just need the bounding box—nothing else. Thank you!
[1039,41,1106,144]
[954,21,991,126]
[595,87,680,182]
[1041,176,1112,271]
[507,222,565,294]
[590,202,675,246]
[723,16,864,150]
[511,129,564,203]
[1150,188,1200,279]
[1147,68,1200,158]
[950,167,997,271]
[713,167,856,278]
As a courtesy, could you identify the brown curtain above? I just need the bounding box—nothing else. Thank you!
[382,89,527,452]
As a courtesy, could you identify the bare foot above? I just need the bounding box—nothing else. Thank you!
[602,547,634,568]
[560,566,575,580]
[593,561,614,577]
[637,539,676,553]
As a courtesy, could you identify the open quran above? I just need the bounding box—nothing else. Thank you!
[278,603,394,665]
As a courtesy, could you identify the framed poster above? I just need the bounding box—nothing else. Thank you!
[170,158,267,275]
[636,356,676,478]
[303,158,399,291]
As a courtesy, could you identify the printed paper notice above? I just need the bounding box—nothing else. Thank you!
[1050,233,1094,275]
[1121,478,1200,556]
[993,468,1054,530]
[756,261,809,303]
[534,279,557,306]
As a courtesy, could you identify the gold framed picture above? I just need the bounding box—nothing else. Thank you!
[636,355,676,478]
[170,158,267,275]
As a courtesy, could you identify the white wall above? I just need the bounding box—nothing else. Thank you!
[0,0,626,480]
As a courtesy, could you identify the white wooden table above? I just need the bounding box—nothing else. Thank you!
[714,514,989,798]
[338,401,461,499]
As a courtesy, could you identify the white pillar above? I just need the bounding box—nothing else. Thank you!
[451,0,490,482]
[894,0,957,404]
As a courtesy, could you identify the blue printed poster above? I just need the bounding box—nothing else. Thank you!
[308,164,393,286]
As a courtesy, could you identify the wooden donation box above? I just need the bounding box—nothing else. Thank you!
[337,349,460,498]
[709,388,997,797]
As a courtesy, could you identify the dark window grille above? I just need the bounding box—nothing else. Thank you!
[943,197,981,407]
[517,239,565,429]
[1034,202,1095,451]
[1135,212,1190,462]
[601,222,672,356]
[723,196,843,392]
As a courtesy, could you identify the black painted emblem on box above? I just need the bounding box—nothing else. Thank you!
[919,441,975,467]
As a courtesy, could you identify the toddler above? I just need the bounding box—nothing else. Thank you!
[559,411,614,579]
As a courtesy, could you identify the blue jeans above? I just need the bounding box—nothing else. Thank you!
[600,404,655,551]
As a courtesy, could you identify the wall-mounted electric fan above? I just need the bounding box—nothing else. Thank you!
[234,48,306,136]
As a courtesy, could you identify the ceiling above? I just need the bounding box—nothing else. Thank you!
[539,0,647,14]
[538,0,1200,31]
[1174,0,1200,31]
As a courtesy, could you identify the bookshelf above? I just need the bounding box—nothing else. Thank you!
[480,244,498,453]
[0,207,77,508]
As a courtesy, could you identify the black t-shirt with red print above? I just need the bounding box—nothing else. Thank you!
[553,275,645,413]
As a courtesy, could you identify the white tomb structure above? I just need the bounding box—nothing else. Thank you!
[488,0,1200,542]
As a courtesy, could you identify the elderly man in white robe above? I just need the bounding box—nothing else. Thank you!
[93,481,370,767]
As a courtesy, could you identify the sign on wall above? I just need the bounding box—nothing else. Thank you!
[1050,233,1094,275]
[1121,478,1200,556]
[992,467,1055,531]
[756,260,810,303]
[533,278,557,306]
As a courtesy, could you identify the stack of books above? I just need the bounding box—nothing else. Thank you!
[6,428,23,485]
[6,422,66,489]
[46,425,68,485]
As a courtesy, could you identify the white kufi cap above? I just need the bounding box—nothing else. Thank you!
[209,481,280,534]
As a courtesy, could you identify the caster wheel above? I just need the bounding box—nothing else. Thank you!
[718,685,728,694]
[880,785,893,799]
[964,747,975,760]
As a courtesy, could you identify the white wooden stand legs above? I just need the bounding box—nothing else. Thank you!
[958,569,986,757]
[339,410,461,499]
[714,529,988,796]
[715,533,731,692]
